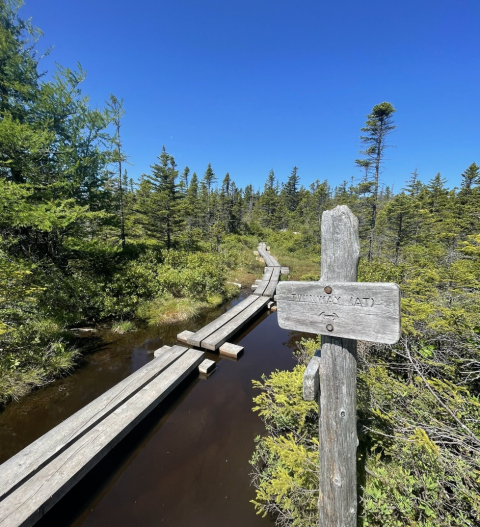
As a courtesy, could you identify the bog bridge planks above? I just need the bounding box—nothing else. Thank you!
[0,346,204,527]
[180,243,285,352]
[0,242,285,527]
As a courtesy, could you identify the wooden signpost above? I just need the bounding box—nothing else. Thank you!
[276,205,401,527]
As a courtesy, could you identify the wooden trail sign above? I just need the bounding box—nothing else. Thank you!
[276,205,401,527]
[276,281,400,344]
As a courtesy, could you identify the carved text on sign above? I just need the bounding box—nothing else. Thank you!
[289,294,378,308]
[276,281,401,344]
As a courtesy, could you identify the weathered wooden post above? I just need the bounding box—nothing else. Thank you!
[276,205,400,526]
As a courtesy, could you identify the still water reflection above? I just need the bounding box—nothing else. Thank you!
[0,293,307,527]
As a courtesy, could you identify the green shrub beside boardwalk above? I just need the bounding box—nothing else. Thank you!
[250,242,480,526]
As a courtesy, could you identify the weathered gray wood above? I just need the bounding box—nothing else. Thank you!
[186,295,258,347]
[257,246,280,267]
[252,280,269,296]
[318,205,359,527]
[303,350,321,401]
[263,267,281,298]
[276,281,400,344]
[0,345,189,504]
[198,358,216,374]
[176,330,194,344]
[0,349,204,527]
[261,268,274,282]
[201,296,270,350]
[281,266,290,275]
[154,345,172,357]
[219,342,244,359]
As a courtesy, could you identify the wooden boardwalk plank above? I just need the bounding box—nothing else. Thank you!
[0,345,189,503]
[263,267,281,298]
[201,296,270,351]
[262,269,274,282]
[258,247,280,267]
[0,349,204,527]
[252,280,269,296]
[186,295,258,347]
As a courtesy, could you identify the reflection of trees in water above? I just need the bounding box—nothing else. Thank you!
[282,330,312,351]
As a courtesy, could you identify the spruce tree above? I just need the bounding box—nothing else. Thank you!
[283,166,300,212]
[355,102,396,260]
[107,94,127,248]
[138,146,182,249]
[202,163,216,226]
[220,172,235,232]
[259,169,279,228]
[460,163,479,190]
[179,166,190,194]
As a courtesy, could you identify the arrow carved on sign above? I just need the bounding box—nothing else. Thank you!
[318,312,339,320]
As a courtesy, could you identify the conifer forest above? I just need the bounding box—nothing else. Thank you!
[1,2,480,526]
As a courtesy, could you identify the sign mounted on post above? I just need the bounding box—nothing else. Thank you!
[274,204,402,527]
[276,281,401,344]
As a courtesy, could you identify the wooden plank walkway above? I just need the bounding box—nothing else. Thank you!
[182,243,283,351]
[185,296,270,351]
[0,346,204,527]
[257,242,281,267]
[201,296,270,350]
[0,241,285,527]
[186,295,258,347]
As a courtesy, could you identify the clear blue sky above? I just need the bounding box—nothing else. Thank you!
[23,0,480,191]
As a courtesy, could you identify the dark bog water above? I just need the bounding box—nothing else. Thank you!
[0,293,307,527]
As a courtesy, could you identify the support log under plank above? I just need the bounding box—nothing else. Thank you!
[186,295,258,347]
[201,296,270,351]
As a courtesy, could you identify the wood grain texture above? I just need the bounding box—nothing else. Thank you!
[198,359,216,374]
[252,280,269,296]
[276,281,400,344]
[154,345,172,357]
[262,268,274,280]
[257,246,280,267]
[318,205,359,527]
[219,342,244,358]
[0,345,189,504]
[303,350,321,401]
[0,349,204,527]
[176,330,194,344]
[201,296,270,350]
[263,267,281,298]
[186,295,257,346]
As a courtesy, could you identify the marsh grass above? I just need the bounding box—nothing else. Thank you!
[0,343,79,405]
[137,296,206,325]
[271,253,319,281]
[111,320,136,334]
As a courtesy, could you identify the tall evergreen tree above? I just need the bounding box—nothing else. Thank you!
[107,94,127,248]
[355,102,396,260]
[283,166,300,212]
[202,163,216,226]
[404,168,423,197]
[258,169,279,228]
[179,166,190,194]
[0,0,42,120]
[219,172,235,233]
[460,162,479,190]
[138,146,182,249]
